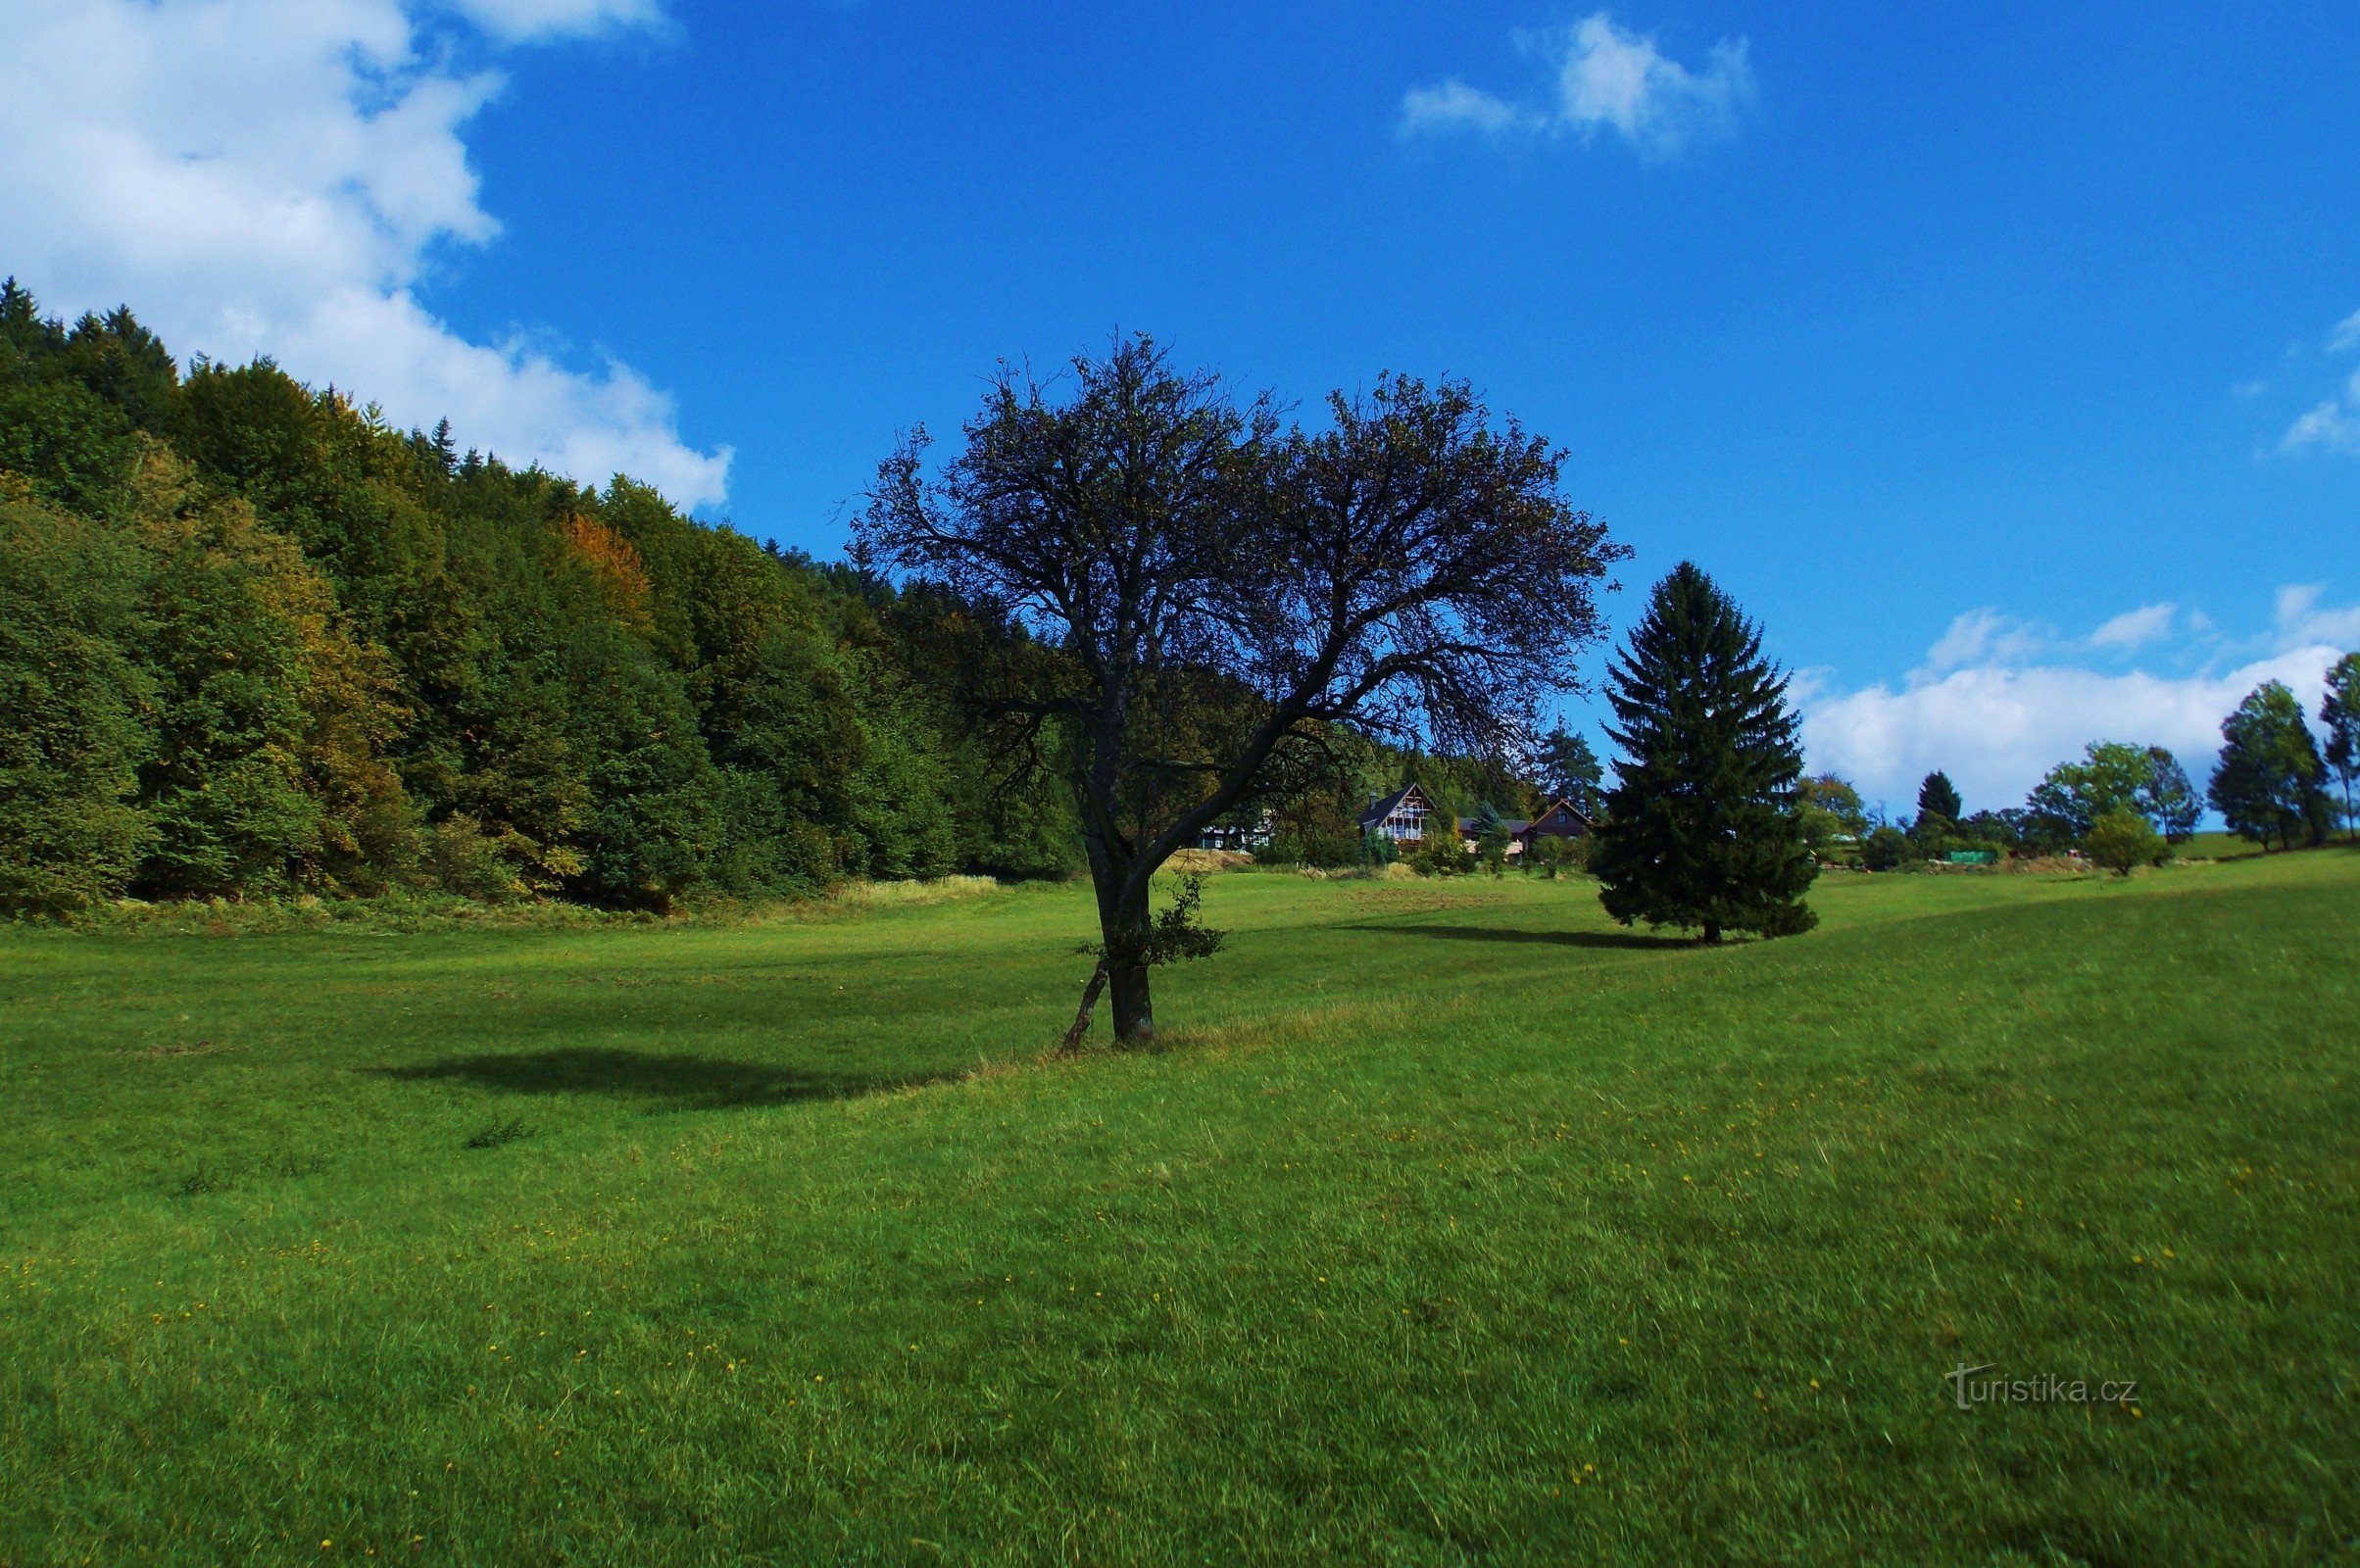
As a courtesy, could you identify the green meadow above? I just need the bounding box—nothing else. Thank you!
[2,853,2355,1566]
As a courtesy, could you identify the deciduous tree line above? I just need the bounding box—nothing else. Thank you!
[0,282,1078,916]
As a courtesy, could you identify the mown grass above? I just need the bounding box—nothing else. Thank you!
[2,852,2355,1565]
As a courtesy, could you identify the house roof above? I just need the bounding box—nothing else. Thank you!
[1457,816,1532,835]
[1528,797,1596,831]
[1355,782,1433,830]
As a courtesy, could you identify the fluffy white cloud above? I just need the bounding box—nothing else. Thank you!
[0,0,728,509]
[1799,590,2354,813]
[2089,602,2177,650]
[1400,11,1754,160]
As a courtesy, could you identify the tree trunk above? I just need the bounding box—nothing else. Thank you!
[1059,961,1107,1054]
[1701,919,1722,944]
[1107,958,1154,1046]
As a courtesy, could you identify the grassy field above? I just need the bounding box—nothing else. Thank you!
[2,853,2356,1566]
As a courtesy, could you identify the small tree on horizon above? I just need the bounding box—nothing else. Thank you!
[2207,681,2332,851]
[2138,748,2203,845]
[1916,770,1963,828]
[2085,808,2163,876]
[1591,563,1817,942]
[1538,727,1605,813]
[2323,653,2360,841]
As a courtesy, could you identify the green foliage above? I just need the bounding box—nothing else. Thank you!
[1522,831,1588,878]
[2084,808,2164,875]
[1795,773,1867,860]
[1859,824,1914,872]
[2139,747,2203,844]
[1593,563,1817,940]
[1536,726,1603,811]
[2323,652,2360,839]
[0,283,1080,914]
[0,488,157,914]
[1410,820,1472,876]
[2208,681,2333,851]
[2024,740,2198,849]
[1914,770,1962,828]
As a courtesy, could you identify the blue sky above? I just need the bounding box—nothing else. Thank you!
[4,0,2355,811]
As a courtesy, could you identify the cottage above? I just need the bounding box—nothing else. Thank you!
[1355,784,1594,857]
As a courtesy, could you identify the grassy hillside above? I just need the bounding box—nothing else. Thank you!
[3,854,2355,1565]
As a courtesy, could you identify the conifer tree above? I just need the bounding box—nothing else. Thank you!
[1592,563,1816,942]
[1915,770,1962,827]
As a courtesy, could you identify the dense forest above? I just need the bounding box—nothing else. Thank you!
[0,281,1110,914]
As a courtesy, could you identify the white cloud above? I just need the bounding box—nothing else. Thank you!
[2089,602,2176,650]
[1400,80,1537,139]
[1799,589,2356,813]
[1400,11,1755,160]
[2282,306,2360,457]
[1925,608,2048,671]
[0,0,728,510]
[444,0,664,41]
[2276,584,2360,651]
[2283,385,2360,456]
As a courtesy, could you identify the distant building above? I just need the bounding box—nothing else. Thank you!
[1355,783,1593,858]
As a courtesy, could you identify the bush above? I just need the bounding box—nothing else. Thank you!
[1860,825,1914,872]
[2085,809,2163,876]
[1410,828,1470,877]
[1523,833,1590,878]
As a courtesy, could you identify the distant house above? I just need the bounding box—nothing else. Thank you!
[1355,784,1593,858]
[1194,810,1274,853]
[1357,783,1442,846]
[1517,797,1594,853]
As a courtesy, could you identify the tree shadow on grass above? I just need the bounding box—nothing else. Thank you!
[377,1047,953,1110]
[1344,922,1697,952]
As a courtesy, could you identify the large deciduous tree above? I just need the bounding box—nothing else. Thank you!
[858,338,1625,1045]
[1591,562,1816,943]
[2208,681,2332,850]
[2322,653,2360,841]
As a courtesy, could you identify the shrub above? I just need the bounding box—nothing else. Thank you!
[2085,809,2163,876]
[1524,833,1589,878]
[1861,825,1914,872]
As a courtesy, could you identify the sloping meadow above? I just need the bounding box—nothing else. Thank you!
[2,855,2355,1564]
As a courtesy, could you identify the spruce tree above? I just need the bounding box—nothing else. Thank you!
[1915,770,1962,827]
[1592,563,1816,942]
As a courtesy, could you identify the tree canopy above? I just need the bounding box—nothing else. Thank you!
[858,337,1626,1042]
[2208,682,2332,851]
[0,279,1081,915]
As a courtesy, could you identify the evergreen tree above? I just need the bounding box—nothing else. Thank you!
[2322,653,2360,841]
[2207,682,2331,850]
[1915,770,1962,827]
[1592,563,1817,942]
[1537,726,1605,812]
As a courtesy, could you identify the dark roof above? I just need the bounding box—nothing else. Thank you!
[1526,797,1596,832]
[1457,816,1532,834]
[1355,783,1432,830]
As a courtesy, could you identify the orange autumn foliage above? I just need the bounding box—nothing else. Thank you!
[560,513,653,628]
